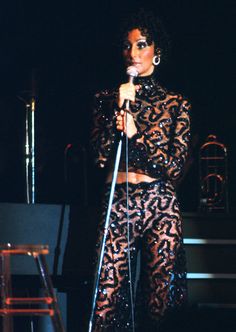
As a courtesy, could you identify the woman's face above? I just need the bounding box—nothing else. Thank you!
[122,28,155,77]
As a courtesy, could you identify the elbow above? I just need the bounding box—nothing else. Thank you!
[166,168,183,181]
[165,159,185,181]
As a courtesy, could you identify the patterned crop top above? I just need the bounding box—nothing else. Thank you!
[90,73,191,183]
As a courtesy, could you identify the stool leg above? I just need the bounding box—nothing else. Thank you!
[35,254,65,332]
[0,254,14,332]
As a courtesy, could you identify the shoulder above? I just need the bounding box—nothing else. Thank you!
[94,88,118,103]
[93,87,118,117]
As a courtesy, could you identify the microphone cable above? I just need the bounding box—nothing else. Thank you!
[125,111,136,332]
[123,66,138,332]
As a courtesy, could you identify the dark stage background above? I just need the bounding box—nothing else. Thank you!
[0,0,235,211]
[0,2,236,331]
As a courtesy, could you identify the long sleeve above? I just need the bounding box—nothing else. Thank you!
[128,97,191,181]
[90,91,117,168]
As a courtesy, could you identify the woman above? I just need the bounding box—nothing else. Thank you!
[90,8,191,331]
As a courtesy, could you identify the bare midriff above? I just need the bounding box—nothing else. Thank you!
[106,171,157,184]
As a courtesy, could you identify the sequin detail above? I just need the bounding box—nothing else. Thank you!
[90,73,191,182]
[92,181,187,331]
[90,73,190,331]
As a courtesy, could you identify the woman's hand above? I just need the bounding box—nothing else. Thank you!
[118,82,136,108]
[116,110,137,138]
[116,82,141,138]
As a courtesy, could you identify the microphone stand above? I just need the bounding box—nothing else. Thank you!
[18,94,36,204]
[88,66,137,331]
[88,134,123,332]
[26,96,36,204]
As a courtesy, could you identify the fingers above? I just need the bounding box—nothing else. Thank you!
[116,110,125,132]
[115,110,138,138]
[118,82,136,108]
[117,83,142,108]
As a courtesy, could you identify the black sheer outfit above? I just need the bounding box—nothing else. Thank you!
[90,73,191,331]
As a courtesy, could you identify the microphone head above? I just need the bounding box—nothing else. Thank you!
[126,66,139,77]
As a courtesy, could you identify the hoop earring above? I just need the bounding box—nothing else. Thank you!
[153,55,160,66]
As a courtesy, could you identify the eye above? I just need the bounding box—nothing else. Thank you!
[122,41,131,50]
[136,40,148,49]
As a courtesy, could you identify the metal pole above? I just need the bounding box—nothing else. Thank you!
[31,97,35,204]
[25,102,31,204]
[88,137,123,332]
[25,97,36,204]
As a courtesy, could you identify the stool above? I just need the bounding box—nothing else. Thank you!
[0,244,65,332]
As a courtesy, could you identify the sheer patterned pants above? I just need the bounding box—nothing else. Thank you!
[92,181,187,331]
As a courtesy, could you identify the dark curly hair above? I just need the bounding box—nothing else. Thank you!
[117,8,170,64]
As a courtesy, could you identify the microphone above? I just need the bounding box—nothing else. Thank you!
[126,65,139,83]
[124,66,138,110]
